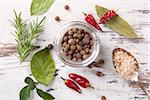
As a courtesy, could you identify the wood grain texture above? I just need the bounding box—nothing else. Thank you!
[0,0,149,100]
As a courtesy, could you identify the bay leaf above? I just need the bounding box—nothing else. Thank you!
[30,0,55,15]
[24,77,36,90]
[95,5,137,38]
[36,88,55,100]
[20,86,30,100]
[20,77,36,100]
[31,47,55,85]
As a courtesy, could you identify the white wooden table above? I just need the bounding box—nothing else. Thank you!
[0,0,150,100]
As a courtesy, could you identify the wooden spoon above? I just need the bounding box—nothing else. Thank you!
[112,48,150,99]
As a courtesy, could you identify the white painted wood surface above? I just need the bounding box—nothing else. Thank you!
[0,0,150,100]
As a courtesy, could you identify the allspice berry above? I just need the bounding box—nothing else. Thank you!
[77,30,81,34]
[73,33,78,38]
[68,50,73,55]
[85,48,90,53]
[65,44,70,50]
[63,42,67,46]
[48,44,53,49]
[88,63,94,68]
[76,53,81,59]
[68,30,73,36]
[101,96,107,100]
[68,55,72,60]
[63,48,68,52]
[72,28,78,33]
[75,39,79,43]
[90,40,94,45]
[64,5,70,10]
[82,54,89,60]
[64,52,69,56]
[80,50,85,55]
[70,45,76,50]
[82,37,90,45]
[96,71,105,77]
[94,62,102,67]
[61,28,94,62]
[72,58,77,61]
[99,59,105,64]
[55,16,60,22]
[68,39,75,45]
[77,33,82,39]
[63,36,68,42]
[77,45,82,51]
[78,59,82,62]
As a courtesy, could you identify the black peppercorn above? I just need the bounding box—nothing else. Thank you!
[55,16,60,22]
[48,44,53,49]
[64,5,70,10]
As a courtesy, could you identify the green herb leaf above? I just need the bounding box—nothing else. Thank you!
[25,77,36,90]
[10,11,46,63]
[30,0,55,15]
[31,47,55,85]
[36,88,55,100]
[95,5,137,38]
[20,86,31,100]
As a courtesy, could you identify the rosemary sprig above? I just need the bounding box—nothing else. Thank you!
[10,10,46,63]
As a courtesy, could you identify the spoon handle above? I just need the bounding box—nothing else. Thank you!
[136,81,150,100]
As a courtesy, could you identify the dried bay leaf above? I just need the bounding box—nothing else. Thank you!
[31,47,55,85]
[36,88,55,100]
[20,77,36,100]
[95,5,137,38]
[20,86,31,100]
[30,0,55,15]
[24,77,36,90]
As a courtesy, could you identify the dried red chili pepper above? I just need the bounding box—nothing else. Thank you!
[99,10,117,24]
[83,12,103,32]
[69,73,94,89]
[61,77,81,94]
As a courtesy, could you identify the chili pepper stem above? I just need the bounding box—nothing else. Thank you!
[115,9,118,12]
[60,77,65,81]
[89,85,95,89]
[78,90,82,94]
[82,12,87,16]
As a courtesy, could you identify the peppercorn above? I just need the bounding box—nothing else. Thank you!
[88,63,94,68]
[61,28,94,62]
[70,45,76,50]
[72,28,78,33]
[101,96,107,100]
[68,39,75,45]
[96,71,105,77]
[82,37,90,45]
[80,50,85,55]
[77,45,82,51]
[48,44,53,49]
[55,16,60,22]
[94,62,101,67]
[64,5,70,10]
[77,59,82,62]
[82,54,89,60]
[85,48,90,53]
[99,59,105,64]
[63,36,68,42]
[68,30,73,36]
[72,58,77,61]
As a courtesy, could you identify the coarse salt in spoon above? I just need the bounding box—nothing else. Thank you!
[112,48,150,99]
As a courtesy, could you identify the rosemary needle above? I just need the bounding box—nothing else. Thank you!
[10,10,46,63]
